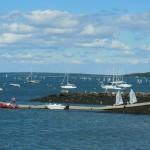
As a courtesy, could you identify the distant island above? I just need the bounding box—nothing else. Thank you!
[126,72,150,77]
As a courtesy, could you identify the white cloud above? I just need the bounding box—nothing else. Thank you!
[141,45,150,51]
[80,24,118,36]
[0,53,13,58]
[13,60,48,65]
[106,13,150,32]
[94,58,103,64]
[24,9,78,28]
[44,28,73,34]
[0,11,21,21]
[71,60,84,64]
[0,9,150,73]
[129,58,149,64]
[78,39,130,50]
[0,33,31,44]
[63,52,74,57]
[0,23,35,33]
[124,51,134,55]
[16,53,33,58]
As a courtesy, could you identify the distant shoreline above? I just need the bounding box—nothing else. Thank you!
[0,72,150,77]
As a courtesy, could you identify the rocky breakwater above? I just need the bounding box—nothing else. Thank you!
[30,92,150,105]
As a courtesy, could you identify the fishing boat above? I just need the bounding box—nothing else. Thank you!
[115,90,123,105]
[61,73,77,89]
[26,71,40,84]
[129,89,137,104]
[0,102,20,109]
[46,103,69,110]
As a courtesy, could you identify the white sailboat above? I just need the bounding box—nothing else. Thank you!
[101,69,132,91]
[101,83,123,91]
[61,73,77,89]
[129,89,137,104]
[26,71,40,84]
[115,90,123,105]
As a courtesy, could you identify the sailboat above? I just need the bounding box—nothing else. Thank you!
[26,71,40,84]
[115,90,123,105]
[129,89,137,104]
[61,73,77,89]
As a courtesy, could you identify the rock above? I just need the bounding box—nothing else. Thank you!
[30,92,150,105]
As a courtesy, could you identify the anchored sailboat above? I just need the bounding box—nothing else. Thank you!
[61,73,77,89]
[26,71,40,84]
[115,90,123,105]
[129,89,137,104]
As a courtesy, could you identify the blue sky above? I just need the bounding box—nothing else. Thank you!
[0,0,150,74]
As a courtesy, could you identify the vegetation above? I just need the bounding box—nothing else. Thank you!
[126,72,150,77]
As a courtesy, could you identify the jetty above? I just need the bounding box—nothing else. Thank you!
[18,102,150,115]
[30,92,150,105]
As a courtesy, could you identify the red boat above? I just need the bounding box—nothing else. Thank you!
[0,102,20,109]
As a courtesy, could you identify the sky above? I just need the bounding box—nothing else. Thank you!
[0,0,150,74]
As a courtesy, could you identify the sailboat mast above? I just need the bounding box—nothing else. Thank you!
[67,73,69,84]
[31,71,33,80]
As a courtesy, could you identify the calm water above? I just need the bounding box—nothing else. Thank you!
[0,73,150,149]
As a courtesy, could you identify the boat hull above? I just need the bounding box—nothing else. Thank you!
[46,103,68,110]
[0,102,20,109]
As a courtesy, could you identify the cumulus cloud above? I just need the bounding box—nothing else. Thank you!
[80,24,118,37]
[78,39,130,50]
[0,9,150,70]
[106,12,150,33]
[23,9,78,28]
[0,33,31,44]
[0,23,35,33]
[0,11,21,21]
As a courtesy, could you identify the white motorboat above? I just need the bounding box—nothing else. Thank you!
[9,83,20,88]
[46,103,69,110]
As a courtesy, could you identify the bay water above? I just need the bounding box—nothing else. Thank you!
[0,73,150,150]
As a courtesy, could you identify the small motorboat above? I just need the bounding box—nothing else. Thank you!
[0,102,20,109]
[9,83,20,88]
[46,103,69,110]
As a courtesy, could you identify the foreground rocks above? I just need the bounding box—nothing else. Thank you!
[31,92,150,105]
